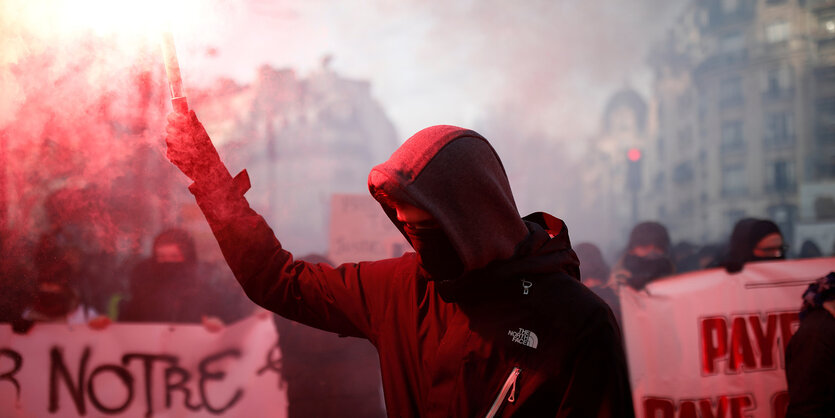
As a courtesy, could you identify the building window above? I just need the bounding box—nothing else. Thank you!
[761,65,793,98]
[677,92,692,111]
[722,0,739,13]
[766,159,796,192]
[678,127,693,146]
[674,162,694,185]
[764,111,795,147]
[816,99,835,146]
[811,154,835,180]
[718,32,744,54]
[657,136,665,157]
[722,164,747,195]
[765,20,790,44]
[679,199,695,217]
[721,120,744,152]
[820,16,835,35]
[719,76,744,108]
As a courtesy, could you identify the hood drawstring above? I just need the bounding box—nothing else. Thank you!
[521,279,532,295]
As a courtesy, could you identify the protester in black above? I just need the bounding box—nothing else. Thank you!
[0,230,34,331]
[785,272,835,416]
[797,240,823,259]
[576,242,621,326]
[165,111,634,417]
[611,221,675,291]
[119,228,252,324]
[22,231,100,324]
[721,218,786,274]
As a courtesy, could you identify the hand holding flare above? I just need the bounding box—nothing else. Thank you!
[161,31,231,184]
[165,110,228,183]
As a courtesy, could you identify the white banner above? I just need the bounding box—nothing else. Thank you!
[621,257,835,418]
[0,312,288,417]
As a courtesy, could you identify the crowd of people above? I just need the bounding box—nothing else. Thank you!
[1,192,832,416]
[575,218,834,415]
[575,217,828,327]
[0,111,832,415]
[0,222,253,333]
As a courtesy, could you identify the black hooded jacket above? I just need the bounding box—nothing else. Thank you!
[189,125,634,417]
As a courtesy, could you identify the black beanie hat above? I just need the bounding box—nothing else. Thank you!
[627,221,671,254]
[748,220,781,248]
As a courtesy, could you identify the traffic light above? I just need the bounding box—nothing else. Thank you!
[626,148,642,192]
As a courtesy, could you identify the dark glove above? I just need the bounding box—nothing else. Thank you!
[165,110,231,184]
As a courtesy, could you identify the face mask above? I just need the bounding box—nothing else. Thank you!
[750,253,785,262]
[152,261,193,279]
[623,253,674,290]
[403,224,464,280]
[34,285,78,318]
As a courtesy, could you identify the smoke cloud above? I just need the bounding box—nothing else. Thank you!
[175,1,685,140]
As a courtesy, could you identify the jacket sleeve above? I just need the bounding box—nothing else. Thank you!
[784,310,835,417]
[188,169,399,342]
[557,306,635,417]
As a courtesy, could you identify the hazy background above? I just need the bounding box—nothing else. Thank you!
[179,0,686,141]
[0,0,691,257]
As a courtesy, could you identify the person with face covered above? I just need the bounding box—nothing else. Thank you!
[575,242,622,326]
[119,228,251,325]
[119,228,205,323]
[720,218,786,274]
[165,111,634,417]
[610,221,675,291]
[22,231,106,328]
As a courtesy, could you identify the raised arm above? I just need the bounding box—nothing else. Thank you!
[164,111,396,341]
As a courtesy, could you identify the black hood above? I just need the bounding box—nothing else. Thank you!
[368,125,529,273]
[434,212,581,302]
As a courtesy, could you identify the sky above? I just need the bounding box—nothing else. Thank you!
[173,0,688,142]
[0,0,688,141]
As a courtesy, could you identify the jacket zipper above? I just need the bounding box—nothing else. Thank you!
[485,367,521,418]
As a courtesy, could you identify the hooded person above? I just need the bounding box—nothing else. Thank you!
[119,228,205,322]
[784,272,835,415]
[798,240,823,259]
[117,227,252,324]
[575,242,621,326]
[611,221,675,291]
[721,218,786,274]
[165,111,634,417]
[22,231,99,324]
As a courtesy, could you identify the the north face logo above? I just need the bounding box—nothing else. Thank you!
[508,328,538,349]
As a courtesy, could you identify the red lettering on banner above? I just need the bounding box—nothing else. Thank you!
[729,317,756,372]
[643,394,755,418]
[771,391,789,418]
[700,311,799,375]
[748,315,777,369]
[701,318,727,374]
[644,397,675,418]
